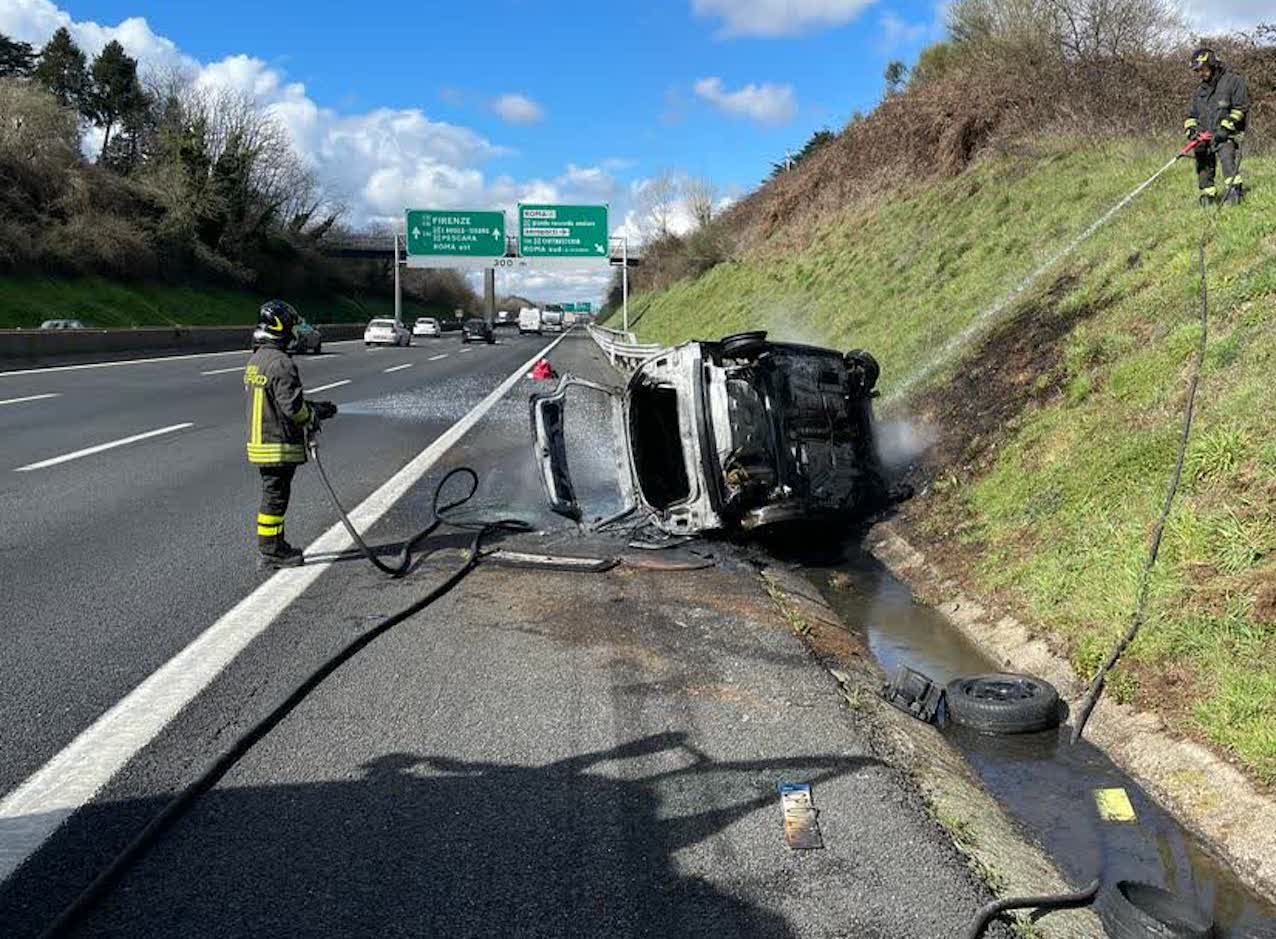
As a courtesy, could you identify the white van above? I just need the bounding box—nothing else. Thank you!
[518,307,542,335]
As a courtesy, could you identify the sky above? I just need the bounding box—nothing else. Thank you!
[0,0,1265,304]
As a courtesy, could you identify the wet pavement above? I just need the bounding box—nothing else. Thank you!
[809,547,1276,937]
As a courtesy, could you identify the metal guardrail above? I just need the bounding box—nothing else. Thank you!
[586,324,666,372]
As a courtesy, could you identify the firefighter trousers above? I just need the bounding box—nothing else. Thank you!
[257,464,297,547]
[1195,139,1242,197]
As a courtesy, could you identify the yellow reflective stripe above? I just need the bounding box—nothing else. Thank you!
[1229,109,1244,122]
[246,443,306,464]
[1184,118,1198,128]
[257,523,284,536]
[251,387,264,446]
[1220,119,1236,131]
[257,513,285,524]
[1224,176,1242,186]
[1201,186,1217,196]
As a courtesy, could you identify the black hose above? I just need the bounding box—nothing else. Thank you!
[963,877,1101,939]
[1070,221,1211,745]
[39,467,531,938]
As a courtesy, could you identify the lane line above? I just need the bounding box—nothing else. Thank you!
[201,366,244,376]
[0,333,567,883]
[304,379,351,394]
[0,393,61,407]
[0,340,365,379]
[427,353,448,361]
[383,363,414,373]
[458,348,472,354]
[14,423,195,472]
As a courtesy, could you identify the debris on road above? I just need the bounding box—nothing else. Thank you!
[779,782,825,850]
[486,549,617,572]
[529,358,557,381]
[1094,788,1138,823]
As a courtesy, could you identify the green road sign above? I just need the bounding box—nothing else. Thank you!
[518,204,609,262]
[579,301,592,313]
[405,209,505,268]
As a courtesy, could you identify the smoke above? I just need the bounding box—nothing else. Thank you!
[874,417,936,474]
[760,302,833,347]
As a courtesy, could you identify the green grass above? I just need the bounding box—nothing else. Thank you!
[632,137,1276,783]
[0,276,446,329]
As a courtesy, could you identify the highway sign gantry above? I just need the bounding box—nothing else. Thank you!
[405,209,506,269]
[518,204,609,268]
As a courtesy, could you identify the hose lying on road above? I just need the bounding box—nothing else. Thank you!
[39,466,531,939]
[1070,219,1213,745]
[963,877,1101,938]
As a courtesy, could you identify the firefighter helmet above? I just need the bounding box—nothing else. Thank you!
[253,300,300,346]
[1190,47,1216,72]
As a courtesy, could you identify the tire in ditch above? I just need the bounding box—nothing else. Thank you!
[1103,881,1214,939]
[720,330,768,360]
[945,673,1061,735]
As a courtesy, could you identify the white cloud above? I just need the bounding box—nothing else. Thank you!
[492,93,545,125]
[692,0,878,37]
[1181,0,1273,31]
[693,77,797,125]
[878,11,928,52]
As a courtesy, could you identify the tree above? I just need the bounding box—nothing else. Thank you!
[637,171,680,239]
[770,128,835,178]
[884,60,908,94]
[0,33,36,78]
[33,27,88,112]
[88,40,145,158]
[683,176,719,229]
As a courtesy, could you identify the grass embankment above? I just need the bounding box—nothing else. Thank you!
[631,138,1276,783]
[0,277,446,329]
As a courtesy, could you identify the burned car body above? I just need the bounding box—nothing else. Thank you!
[531,331,888,535]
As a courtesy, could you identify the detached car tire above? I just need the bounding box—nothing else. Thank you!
[1105,882,1213,939]
[845,349,880,392]
[720,330,768,360]
[945,673,1061,734]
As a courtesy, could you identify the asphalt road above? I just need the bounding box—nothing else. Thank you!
[0,332,1010,937]
[0,330,548,797]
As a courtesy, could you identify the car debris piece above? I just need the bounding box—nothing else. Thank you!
[530,331,900,536]
[881,665,947,725]
[485,550,617,573]
[778,783,824,850]
[1093,787,1137,823]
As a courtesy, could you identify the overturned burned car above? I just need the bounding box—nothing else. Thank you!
[530,330,892,535]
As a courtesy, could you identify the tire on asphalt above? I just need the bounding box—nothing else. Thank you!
[1104,881,1214,939]
[945,673,1061,734]
[720,330,768,360]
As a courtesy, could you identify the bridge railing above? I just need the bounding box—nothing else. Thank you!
[586,324,666,372]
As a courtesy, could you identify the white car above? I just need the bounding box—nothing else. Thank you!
[364,318,411,347]
[518,307,542,335]
[412,317,441,337]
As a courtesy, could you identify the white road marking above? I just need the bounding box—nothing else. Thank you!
[201,366,245,375]
[0,340,365,379]
[14,423,195,472]
[383,363,414,373]
[458,348,472,354]
[428,353,448,361]
[0,332,567,884]
[0,393,61,407]
[304,379,351,394]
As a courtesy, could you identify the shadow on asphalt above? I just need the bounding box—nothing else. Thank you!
[8,734,885,937]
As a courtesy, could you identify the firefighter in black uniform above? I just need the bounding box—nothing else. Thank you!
[245,300,337,568]
[1185,47,1249,206]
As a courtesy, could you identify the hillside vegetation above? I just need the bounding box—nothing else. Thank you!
[621,7,1276,783]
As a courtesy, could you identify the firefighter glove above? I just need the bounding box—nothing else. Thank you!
[1213,127,1230,145]
[312,400,338,420]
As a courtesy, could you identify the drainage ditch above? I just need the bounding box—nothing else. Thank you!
[809,546,1276,937]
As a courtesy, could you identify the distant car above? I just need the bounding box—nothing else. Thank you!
[364,318,411,347]
[38,319,90,330]
[413,317,441,338]
[460,318,495,344]
[289,319,323,355]
[531,330,897,535]
[518,307,542,335]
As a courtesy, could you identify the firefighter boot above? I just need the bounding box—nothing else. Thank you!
[258,533,304,569]
[1223,183,1244,206]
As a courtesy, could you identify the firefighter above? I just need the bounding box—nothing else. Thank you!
[244,300,338,568]
[1185,47,1249,205]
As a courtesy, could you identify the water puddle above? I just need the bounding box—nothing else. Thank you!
[810,547,1276,937]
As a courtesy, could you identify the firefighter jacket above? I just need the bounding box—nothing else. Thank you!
[1186,67,1250,138]
[244,343,314,465]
